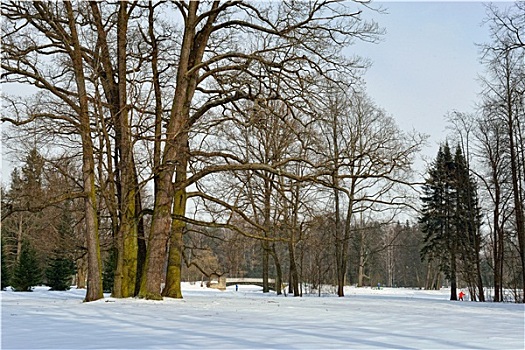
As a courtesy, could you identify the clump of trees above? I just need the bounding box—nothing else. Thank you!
[3,1,404,301]
[480,3,525,302]
[420,143,484,301]
[1,148,82,292]
[1,1,523,303]
[440,2,524,302]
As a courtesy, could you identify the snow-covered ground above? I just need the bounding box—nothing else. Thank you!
[1,283,524,349]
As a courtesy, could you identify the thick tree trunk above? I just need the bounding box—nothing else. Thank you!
[340,201,354,294]
[357,225,368,288]
[507,111,525,302]
[500,52,525,302]
[289,185,301,297]
[288,241,300,296]
[142,2,160,298]
[262,241,270,293]
[450,249,457,301]
[139,169,173,300]
[135,1,167,301]
[139,1,217,300]
[333,188,345,295]
[476,261,485,302]
[65,2,103,302]
[116,2,138,298]
[135,184,147,296]
[425,260,440,290]
[330,104,346,297]
[162,144,187,299]
[474,225,485,302]
[358,258,366,287]
[334,189,345,296]
[493,182,502,302]
[497,224,504,301]
[82,178,104,302]
[261,173,272,294]
[288,268,294,295]
[76,256,87,289]
[424,264,432,290]
[270,244,282,295]
[113,145,138,299]
[162,214,184,299]
[89,2,138,298]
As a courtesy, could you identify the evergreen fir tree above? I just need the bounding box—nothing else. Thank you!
[45,202,77,291]
[21,148,45,199]
[11,241,42,292]
[420,143,485,301]
[41,201,76,290]
[452,146,484,301]
[102,248,117,293]
[46,251,76,291]
[420,143,459,299]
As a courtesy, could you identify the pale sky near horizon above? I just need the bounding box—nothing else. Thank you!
[0,1,515,184]
[352,1,514,171]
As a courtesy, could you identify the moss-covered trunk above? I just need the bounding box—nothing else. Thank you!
[139,1,218,300]
[138,168,173,300]
[162,136,188,299]
[89,2,138,298]
[65,1,103,302]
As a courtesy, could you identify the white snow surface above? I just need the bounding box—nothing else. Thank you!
[1,283,524,349]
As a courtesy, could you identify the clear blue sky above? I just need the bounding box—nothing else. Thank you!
[352,1,513,169]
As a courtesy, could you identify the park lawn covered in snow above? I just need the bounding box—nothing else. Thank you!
[1,284,524,349]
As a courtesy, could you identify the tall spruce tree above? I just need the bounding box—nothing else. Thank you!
[452,146,484,301]
[420,143,484,301]
[46,203,77,291]
[420,143,459,300]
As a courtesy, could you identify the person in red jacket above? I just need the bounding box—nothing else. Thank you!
[458,291,465,301]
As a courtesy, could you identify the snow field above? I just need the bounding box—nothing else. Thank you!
[1,284,524,349]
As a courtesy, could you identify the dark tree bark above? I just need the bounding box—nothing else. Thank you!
[89,1,139,298]
[64,1,104,302]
